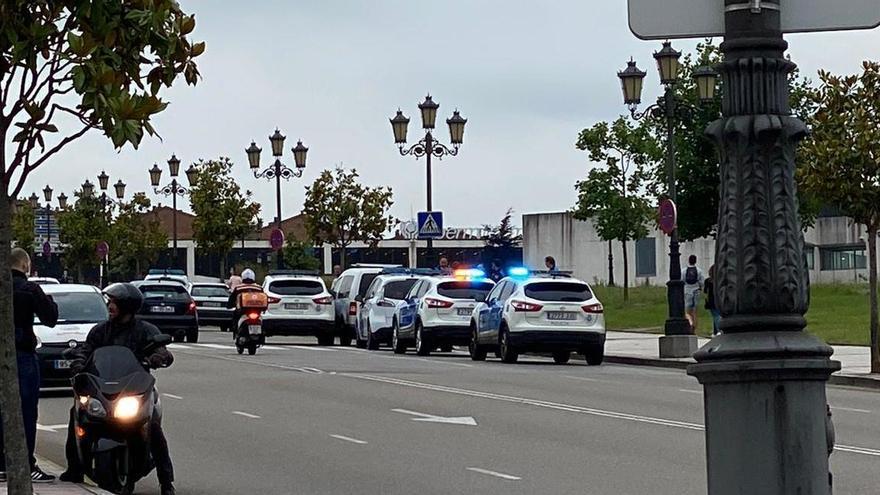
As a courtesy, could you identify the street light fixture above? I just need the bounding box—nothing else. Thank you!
[114,180,126,201]
[653,41,682,84]
[98,170,109,191]
[42,185,53,204]
[58,193,68,210]
[149,154,190,269]
[29,192,39,209]
[81,180,95,198]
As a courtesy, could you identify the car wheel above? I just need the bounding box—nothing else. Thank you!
[499,327,518,364]
[585,344,604,366]
[236,345,244,355]
[317,334,334,346]
[366,323,379,351]
[339,335,353,347]
[415,322,430,356]
[172,333,184,343]
[552,351,570,364]
[392,320,406,354]
[186,328,199,343]
[469,326,487,361]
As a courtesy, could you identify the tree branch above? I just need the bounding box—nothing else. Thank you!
[10,124,91,197]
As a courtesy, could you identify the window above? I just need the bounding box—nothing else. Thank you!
[363,278,381,300]
[437,281,495,301]
[499,282,517,301]
[269,280,324,296]
[140,285,189,301]
[487,282,506,303]
[358,273,380,299]
[337,276,353,298]
[820,247,867,271]
[635,237,657,277]
[805,246,815,270]
[524,282,593,302]
[191,286,229,298]
[383,279,419,300]
[418,281,431,298]
[405,281,423,299]
[42,292,108,324]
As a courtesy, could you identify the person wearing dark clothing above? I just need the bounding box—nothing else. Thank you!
[60,283,176,495]
[487,260,504,283]
[226,268,264,337]
[0,248,58,483]
[705,265,721,336]
[544,256,557,272]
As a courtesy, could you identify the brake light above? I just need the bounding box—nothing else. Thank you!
[425,297,453,309]
[348,302,357,316]
[268,296,281,305]
[313,296,333,305]
[246,312,261,321]
[582,303,604,314]
[186,301,196,315]
[510,300,543,312]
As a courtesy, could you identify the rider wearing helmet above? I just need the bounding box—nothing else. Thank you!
[61,283,176,495]
[226,268,265,332]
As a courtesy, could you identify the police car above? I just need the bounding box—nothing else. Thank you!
[262,271,336,345]
[356,268,432,350]
[393,269,495,356]
[469,269,605,365]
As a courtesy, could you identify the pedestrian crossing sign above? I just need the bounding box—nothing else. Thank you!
[417,211,443,239]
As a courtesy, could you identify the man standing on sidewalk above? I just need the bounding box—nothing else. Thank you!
[682,255,705,333]
[0,248,59,483]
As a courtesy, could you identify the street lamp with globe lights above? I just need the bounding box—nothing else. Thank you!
[149,154,193,269]
[29,186,57,259]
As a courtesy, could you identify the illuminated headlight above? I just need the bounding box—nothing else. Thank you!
[113,396,142,420]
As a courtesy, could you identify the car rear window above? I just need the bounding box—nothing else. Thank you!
[141,285,190,301]
[269,280,324,296]
[38,292,108,324]
[357,273,380,299]
[191,286,229,298]
[437,281,495,301]
[383,279,418,300]
[524,282,593,302]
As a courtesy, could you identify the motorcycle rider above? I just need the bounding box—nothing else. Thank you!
[226,268,264,337]
[60,283,176,495]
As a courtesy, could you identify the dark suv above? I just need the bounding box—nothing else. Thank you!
[134,281,199,342]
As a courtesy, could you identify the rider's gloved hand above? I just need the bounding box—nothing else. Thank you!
[147,353,167,369]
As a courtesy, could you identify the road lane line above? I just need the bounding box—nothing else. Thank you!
[835,445,880,456]
[36,423,68,432]
[563,375,599,382]
[330,434,368,445]
[261,345,286,350]
[679,389,703,395]
[192,343,230,350]
[163,393,183,400]
[168,344,194,350]
[232,411,261,419]
[830,406,871,414]
[289,345,338,352]
[466,467,521,481]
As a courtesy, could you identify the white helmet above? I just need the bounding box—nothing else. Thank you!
[241,269,256,282]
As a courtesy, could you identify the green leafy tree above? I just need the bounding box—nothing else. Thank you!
[303,168,395,269]
[482,208,522,267]
[574,117,661,301]
[282,237,321,271]
[188,157,261,275]
[0,3,202,484]
[11,201,34,253]
[56,190,108,282]
[800,61,880,373]
[109,193,167,280]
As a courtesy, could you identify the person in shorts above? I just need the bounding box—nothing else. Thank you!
[682,255,705,332]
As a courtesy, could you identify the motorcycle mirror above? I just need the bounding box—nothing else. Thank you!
[150,334,173,346]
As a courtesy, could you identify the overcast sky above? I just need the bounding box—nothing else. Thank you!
[24,0,880,229]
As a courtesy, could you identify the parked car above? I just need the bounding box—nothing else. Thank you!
[29,277,60,285]
[394,270,495,356]
[262,271,335,345]
[355,268,429,350]
[190,282,233,331]
[469,270,605,365]
[330,264,401,346]
[34,284,108,388]
[145,268,189,286]
[133,280,199,342]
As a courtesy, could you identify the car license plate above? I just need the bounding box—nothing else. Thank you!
[151,306,175,313]
[204,301,221,308]
[547,312,576,321]
[284,303,309,311]
[248,325,262,335]
[456,308,472,316]
[54,360,72,370]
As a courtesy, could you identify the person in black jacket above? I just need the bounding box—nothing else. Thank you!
[60,283,176,495]
[0,248,58,483]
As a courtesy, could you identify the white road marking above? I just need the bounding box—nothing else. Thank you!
[466,467,521,481]
[329,434,368,445]
[192,343,230,350]
[563,375,599,383]
[163,393,183,400]
[232,411,261,419]
[36,423,68,432]
[167,344,193,350]
[339,347,370,353]
[261,345,286,350]
[679,389,703,395]
[289,345,338,352]
[831,406,871,414]
[836,445,880,456]
[391,408,478,426]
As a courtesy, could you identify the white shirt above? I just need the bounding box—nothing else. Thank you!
[682,265,705,292]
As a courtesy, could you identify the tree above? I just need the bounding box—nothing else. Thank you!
[800,61,880,373]
[282,237,321,271]
[482,208,522,268]
[188,157,261,276]
[573,117,661,301]
[0,3,201,489]
[11,201,34,253]
[302,168,395,269]
[56,190,108,282]
[109,193,167,281]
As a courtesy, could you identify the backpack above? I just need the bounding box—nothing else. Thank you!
[685,266,699,285]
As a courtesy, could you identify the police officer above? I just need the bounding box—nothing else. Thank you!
[60,283,176,495]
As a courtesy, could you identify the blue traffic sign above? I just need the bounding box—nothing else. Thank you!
[417,211,443,239]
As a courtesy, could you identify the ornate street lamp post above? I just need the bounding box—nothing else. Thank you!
[618,43,718,358]
[246,129,309,269]
[391,95,467,267]
[150,154,192,269]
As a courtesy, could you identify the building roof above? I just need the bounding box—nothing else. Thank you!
[144,206,309,242]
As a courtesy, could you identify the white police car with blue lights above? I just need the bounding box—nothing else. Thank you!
[392,269,495,356]
[469,268,605,365]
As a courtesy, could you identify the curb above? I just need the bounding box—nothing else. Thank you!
[33,456,114,495]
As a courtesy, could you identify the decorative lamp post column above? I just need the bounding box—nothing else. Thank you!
[150,155,190,269]
[41,186,53,255]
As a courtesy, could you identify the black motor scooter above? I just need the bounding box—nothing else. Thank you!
[235,309,265,355]
[66,334,172,494]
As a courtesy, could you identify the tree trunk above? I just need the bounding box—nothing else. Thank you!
[339,244,347,271]
[607,240,615,287]
[621,239,629,302]
[0,191,34,493]
[869,226,879,373]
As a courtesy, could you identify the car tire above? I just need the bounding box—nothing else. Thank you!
[552,351,570,364]
[186,328,199,343]
[317,334,334,346]
[339,335,353,347]
[469,326,487,361]
[415,322,430,356]
[499,327,518,364]
[585,344,604,366]
[236,345,244,355]
[172,333,184,343]
[392,320,406,354]
[366,323,379,351]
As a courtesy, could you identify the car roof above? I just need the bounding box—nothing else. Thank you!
[264,275,324,283]
[190,282,228,287]
[503,276,590,285]
[40,284,101,294]
[134,280,189,289]
[374,274,425,283]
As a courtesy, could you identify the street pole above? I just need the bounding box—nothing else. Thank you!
[425,131,433,265]
[688,2,839,493]
[172,178,178,269]
[276,158,283,270]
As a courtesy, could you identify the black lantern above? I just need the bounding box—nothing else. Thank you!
[42,185,53,203]
[82,180,95,198]
[418,95,439,130]
[29,193,39,209]
[292,140,308,169]
[58,193,68,209]
[167,154,181,177]
[446,110,467,145]
[185,164,199,186]
[114,180,126,200]
[693,65,720,102]
[390,110,410,144]
[618,59,647,106]
[653,41,682,85]
[269,129,286,157]
[98,170,109,191]
[246,141,262,169]
[149,164,162,187]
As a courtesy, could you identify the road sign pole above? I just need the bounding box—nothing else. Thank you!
[687,2,839,493]
[425,132,434,267]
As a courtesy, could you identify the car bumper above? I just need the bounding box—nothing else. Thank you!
[197,308,234,326]
[261,318,335,337]
[421,325,471,345]
[37,345,75,387]
[507,330,605,352]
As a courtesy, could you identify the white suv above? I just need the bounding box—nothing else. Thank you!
[393,272,495,356]
[469,271,605,365]
[356,270,426,350]
[331,264,401,346]
[262,271,335,345]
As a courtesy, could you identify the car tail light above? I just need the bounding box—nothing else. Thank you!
[268,296,281,305]
[186,301,197,315]
[425,297,453,309]
[246,311,261,321]
[510,300,543,312]
[582,303,604,314]
[348,302,358,316]
[313,296,333,305]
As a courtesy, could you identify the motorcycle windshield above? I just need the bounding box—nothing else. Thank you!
[89,346,144,380]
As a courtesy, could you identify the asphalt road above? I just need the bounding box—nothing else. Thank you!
[34,330,880,495]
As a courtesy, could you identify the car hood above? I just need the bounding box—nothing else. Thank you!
[35,322,94,344]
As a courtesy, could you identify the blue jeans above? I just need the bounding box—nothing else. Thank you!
[710,309,722,335]
[0,352,40,470]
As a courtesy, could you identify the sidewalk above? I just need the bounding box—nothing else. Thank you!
[605,330,880,389]
[0,456,110,495]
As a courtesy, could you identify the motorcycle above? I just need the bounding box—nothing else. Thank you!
[65,334,172,494]
[236,309,265,355]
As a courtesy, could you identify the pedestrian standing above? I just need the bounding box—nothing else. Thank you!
[682,254,705,332]
[0,248,59,483]
[705,264,721,336]
[488,259,503,282]
[227,266,243,290]
[332,265,343,278]
[545,256,557,272]
[438,257,452,276]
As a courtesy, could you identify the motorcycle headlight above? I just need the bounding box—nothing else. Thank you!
[113,396,142,420]
[85,398,107,419]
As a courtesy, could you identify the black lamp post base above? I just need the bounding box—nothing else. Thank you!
[659,333,698,358]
